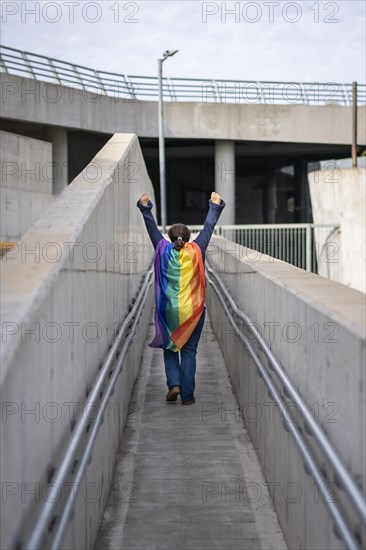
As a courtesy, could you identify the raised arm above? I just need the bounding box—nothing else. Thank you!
[136,193,164,249]
[194,192,226,256]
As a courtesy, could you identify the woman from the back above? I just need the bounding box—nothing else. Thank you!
[137,191,225,405]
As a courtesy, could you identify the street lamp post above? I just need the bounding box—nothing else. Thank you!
[158,49,178,234]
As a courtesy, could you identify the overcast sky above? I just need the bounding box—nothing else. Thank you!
[1,0,365,83]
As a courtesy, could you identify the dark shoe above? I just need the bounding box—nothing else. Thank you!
[182,398,195,405]
[166,385,180,402]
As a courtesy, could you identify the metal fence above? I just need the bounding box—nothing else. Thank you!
[1,45,365,105]
[163,223,340,274]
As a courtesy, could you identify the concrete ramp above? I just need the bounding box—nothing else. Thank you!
[95,313,287,550]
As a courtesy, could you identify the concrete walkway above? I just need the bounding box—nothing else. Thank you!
[94,312,287,550]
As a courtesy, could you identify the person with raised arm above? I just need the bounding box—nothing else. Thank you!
[137,191,226,405]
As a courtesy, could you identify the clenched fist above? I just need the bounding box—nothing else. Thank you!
[139,193,150,206]
[211,191,221,205]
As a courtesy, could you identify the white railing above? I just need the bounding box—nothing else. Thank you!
[162,223,340,274]
[1,45,365,105]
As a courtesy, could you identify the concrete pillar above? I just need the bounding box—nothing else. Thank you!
[294,159,310,222]
[262,168,277,223]
[214,140,235,224]
[47,127,68,194]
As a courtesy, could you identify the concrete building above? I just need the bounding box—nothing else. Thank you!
[1,133,365,550]
[1,64,365,226]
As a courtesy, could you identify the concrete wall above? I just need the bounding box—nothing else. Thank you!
[206,237,365,550]
[1,73,365,145]
[0,134,156,549]
[308,167,366,293]
[0,130,56,240]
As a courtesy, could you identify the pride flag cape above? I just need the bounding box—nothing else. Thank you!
[150,239,206,351]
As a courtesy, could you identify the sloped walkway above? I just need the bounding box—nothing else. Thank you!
[94,312,287,550]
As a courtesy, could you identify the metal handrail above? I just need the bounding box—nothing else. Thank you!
[159,223,339,231]
[206,262,365,550]
[23,265,154,550]
[1,45,365,105]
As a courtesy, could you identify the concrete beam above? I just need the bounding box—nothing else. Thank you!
[1,74,365,145]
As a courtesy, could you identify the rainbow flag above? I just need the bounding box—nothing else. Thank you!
[150,239,206,351]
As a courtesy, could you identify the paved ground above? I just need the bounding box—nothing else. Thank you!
[94,312,287,550]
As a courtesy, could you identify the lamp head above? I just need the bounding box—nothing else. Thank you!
[163,50,179,59]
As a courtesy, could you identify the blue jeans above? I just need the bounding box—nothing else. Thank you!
[163,306,206,402]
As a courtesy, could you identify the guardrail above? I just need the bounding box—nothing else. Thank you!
[206,262,366,550]
[1,45,365,105]
[161,223,340,274]
[22,266,154,550]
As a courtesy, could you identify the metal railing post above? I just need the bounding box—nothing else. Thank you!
[305,223,311,272]
[22,51,36,79]
[352,81,358,167]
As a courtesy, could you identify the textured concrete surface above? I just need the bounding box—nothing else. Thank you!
[0,130,56,240]
[0,133,155,550]
[308,167,366,293]
[2,73,366,145]
[94,314,287,550]
[215,140,235,224]
[206,236,366,550]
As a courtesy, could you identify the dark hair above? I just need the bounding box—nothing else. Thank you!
[168,223,191,251]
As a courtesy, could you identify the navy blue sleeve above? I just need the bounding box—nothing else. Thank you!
[136,200,164,249]
[194,199,226,257]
